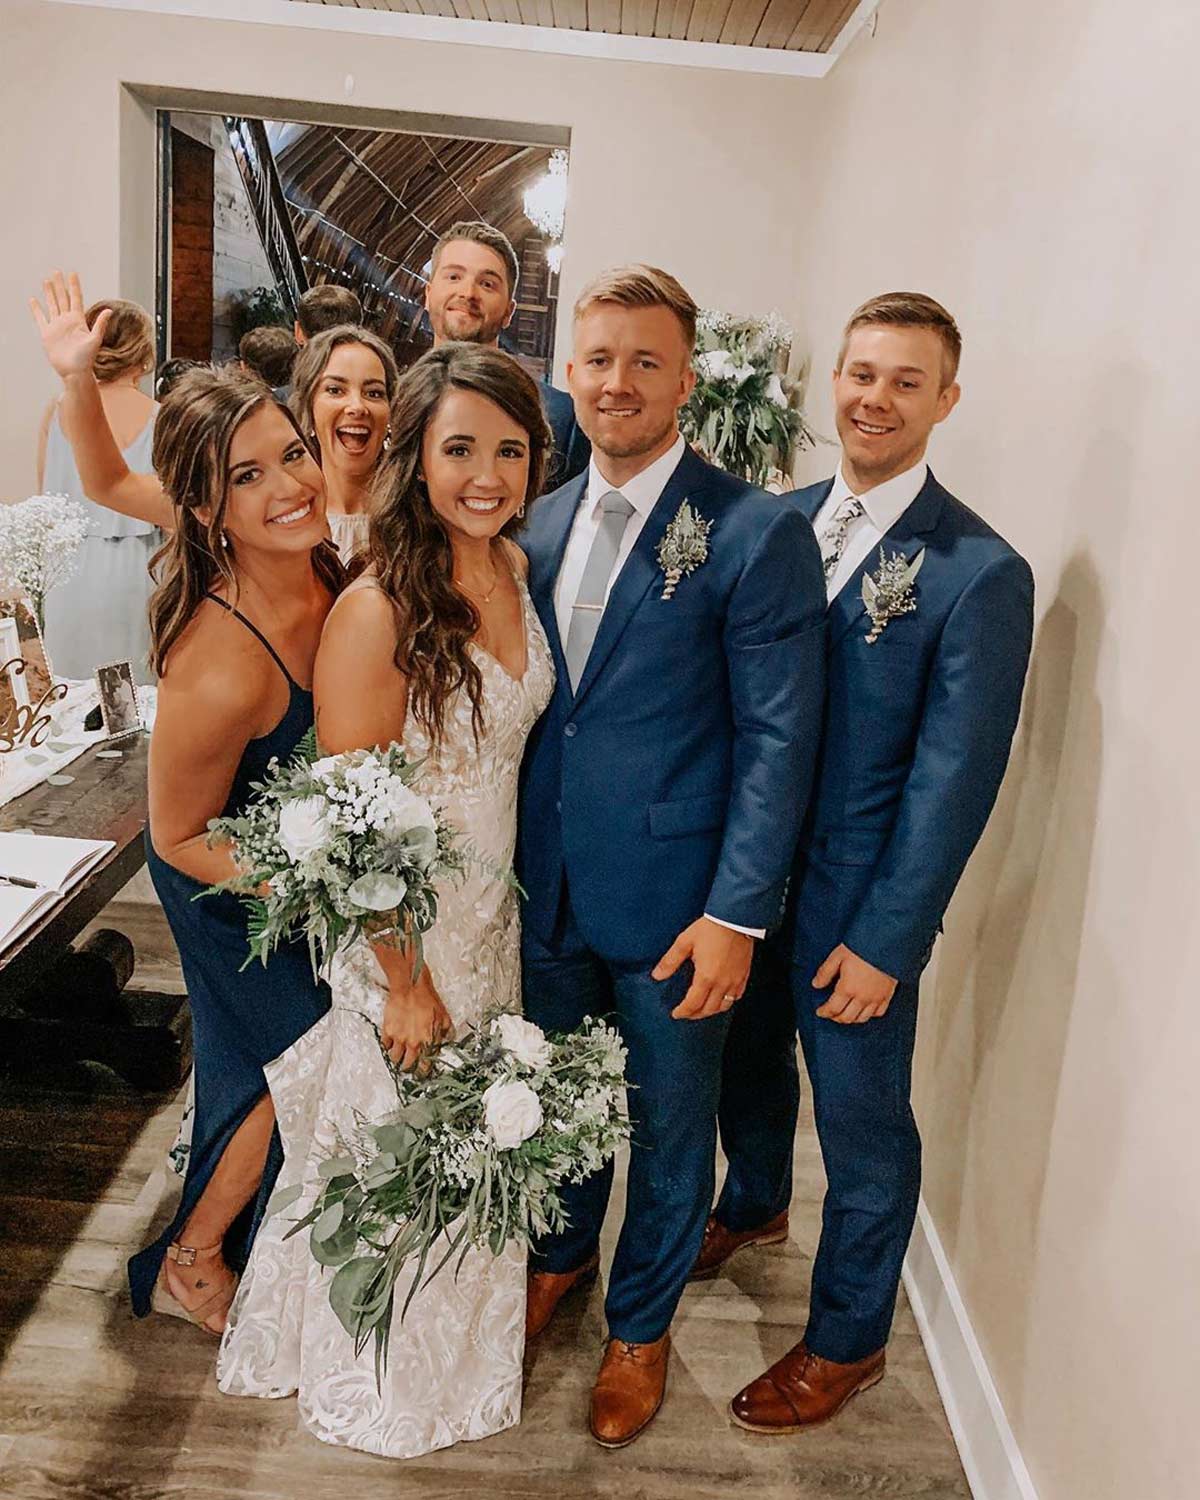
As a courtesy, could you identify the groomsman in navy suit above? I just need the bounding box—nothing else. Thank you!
[518,266,826,1447]
[423,220,589,487]
[698,293,1035,1433]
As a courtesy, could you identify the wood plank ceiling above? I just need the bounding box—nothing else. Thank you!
[287,0,862,53]
[275,125,556,358]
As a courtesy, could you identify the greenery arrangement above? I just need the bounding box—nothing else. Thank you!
[229,285,291,344]
[681,309,815,488]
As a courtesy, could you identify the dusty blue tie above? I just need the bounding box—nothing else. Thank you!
[564,491,635,690]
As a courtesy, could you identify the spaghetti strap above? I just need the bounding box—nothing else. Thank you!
[204,594,299,689]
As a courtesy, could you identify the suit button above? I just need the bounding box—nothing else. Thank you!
[563,723,578,738]
[555,800,562,813]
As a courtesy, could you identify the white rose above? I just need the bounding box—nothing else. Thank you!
[277,795,333,863]
[379,781,438,839]
[764,373,788,408]
[492,1013,552,1070]
[309,755,342,781]
[731,361,757,386]
[697,349,736,382]
[482,1079,543,1149]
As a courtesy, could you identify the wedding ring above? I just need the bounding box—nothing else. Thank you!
[722,993,737,1003]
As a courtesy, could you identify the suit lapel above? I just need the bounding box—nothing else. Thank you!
[528,473,587,684]
[572,447,710,708]
[798,478,834,526]
[827,471,945,650]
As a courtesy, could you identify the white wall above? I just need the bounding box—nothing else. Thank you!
[0,0,820,497]
[790,3,1200,1496]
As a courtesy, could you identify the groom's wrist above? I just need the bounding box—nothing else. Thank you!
[703,912,765,940]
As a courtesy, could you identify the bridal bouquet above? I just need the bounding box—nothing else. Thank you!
[204,730,470,973]
[270,1013,630,1377]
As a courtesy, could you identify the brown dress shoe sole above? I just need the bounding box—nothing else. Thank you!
[728,1365,885,1435]
[689,1223,790,1282]
[589,1382,667,1449]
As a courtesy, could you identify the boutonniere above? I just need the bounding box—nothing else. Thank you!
[861,546,925,643]
[656,501,712,600]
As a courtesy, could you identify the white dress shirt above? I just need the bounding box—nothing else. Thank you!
[551,433,760,944]
[813,460,929,600]
[553,433,687,642]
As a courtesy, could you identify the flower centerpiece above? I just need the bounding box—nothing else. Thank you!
[270,1011,630,1378]
[681,309,815,489]
[204,729,473,975]
[0,494,89,634]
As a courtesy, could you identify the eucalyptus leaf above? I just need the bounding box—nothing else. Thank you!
[310,1218,358,1267]
[313,1199,345,1242]
[264,1181,305,1218]
[328,1256,386,1337]
[318,1154,358,1179]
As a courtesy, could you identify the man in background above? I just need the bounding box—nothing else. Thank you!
[237,324,297,400]
[424,220,589,489]
[294,284,363,344]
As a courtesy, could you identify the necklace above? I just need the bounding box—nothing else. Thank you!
[455,560,500,604]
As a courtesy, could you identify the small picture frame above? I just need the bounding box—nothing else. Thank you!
[95,659,142,740]
[0,597,59,750]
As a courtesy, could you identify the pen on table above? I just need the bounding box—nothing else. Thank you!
[0,874,39,889]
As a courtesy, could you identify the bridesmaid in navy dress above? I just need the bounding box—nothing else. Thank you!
[33,272,344,1334]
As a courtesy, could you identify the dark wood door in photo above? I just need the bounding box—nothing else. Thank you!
[170,128,215,361]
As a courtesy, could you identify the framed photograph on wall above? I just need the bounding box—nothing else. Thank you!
[95,660,142,740]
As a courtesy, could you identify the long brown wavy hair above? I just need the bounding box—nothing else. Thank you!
[148,366,345,677]
[367,342,551,746]
[289,324,401,440]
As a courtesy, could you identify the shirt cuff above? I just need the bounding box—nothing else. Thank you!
[703,912,765,940]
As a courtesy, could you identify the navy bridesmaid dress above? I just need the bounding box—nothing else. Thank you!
[128,598,331,1316]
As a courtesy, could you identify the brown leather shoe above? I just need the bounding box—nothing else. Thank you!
[689,1210,789,1280]
[525,1252,600,1340]
[589,1332,670,1448]
[730,1341,885,1433]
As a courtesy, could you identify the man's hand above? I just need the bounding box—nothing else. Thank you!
[813,943,898,1024]
[653,917,754,1020]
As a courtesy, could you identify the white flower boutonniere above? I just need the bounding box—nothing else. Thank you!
[861,546,925,643]
[656,501,712,600]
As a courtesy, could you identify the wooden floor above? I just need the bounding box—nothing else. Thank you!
[0,900,969,1500]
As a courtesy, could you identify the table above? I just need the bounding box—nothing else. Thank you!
[0,733,190,1087]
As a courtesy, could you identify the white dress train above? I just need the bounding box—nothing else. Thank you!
[215,575,554,1458]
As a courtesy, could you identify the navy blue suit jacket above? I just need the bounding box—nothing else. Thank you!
[540,381,590,492]
[783,470,1034,982]
[518,445,826,964]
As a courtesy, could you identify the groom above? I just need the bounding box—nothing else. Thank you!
[518,265,826,1447]
[698,292,1035,1433]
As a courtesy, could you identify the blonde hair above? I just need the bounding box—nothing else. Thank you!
[148,366,344,676]
[86,298,154,383]
[838,292,962,388]
[573,265,698,354]
[289,325,400,440]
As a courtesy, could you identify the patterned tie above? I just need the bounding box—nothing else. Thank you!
[564,491,635,690]
[819,496,865,582]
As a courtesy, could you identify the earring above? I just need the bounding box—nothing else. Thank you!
[220,531,229,550]
[517,500,526,519]
[382,433,392,451]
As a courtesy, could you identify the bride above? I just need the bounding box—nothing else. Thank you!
[216,342,555,1457]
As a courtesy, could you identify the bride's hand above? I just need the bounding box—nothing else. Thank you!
[380,965,454,1073]
[30,271,110,381]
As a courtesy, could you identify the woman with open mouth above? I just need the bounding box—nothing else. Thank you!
[288,324,400,566]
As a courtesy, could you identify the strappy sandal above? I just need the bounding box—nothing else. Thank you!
[151,1239,238,1336]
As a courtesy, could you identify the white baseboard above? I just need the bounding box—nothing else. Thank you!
[902,1199,1039,1500]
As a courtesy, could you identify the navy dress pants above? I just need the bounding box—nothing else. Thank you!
[522,893,732,1344]
[715,936,922,1363]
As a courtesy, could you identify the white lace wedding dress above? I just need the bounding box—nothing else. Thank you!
[216,575,554,1458]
